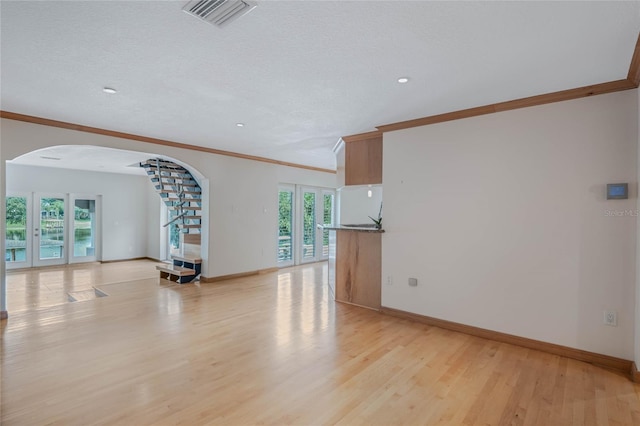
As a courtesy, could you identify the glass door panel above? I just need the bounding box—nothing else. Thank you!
[167,207,181,258]
[71,197,98,262]
[322,192,334,259]
[278,188,294,266]
[5,195,30,268]
[301,190,317,262]
[34,195,66,266]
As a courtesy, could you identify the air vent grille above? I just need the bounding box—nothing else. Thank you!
[182,0,256,27]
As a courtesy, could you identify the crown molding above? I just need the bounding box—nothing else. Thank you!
[627,32,640,86]
[377,31,640,134]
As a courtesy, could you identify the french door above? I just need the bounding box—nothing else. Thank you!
[5,193,100,269]
[297,186,335,264]
[277,185,335,267]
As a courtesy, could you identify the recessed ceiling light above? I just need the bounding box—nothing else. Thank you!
[102,87,117,94]
[397,77,409,84]
[236,123,245,127]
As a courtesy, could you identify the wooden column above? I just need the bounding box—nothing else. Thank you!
[334,230,381,310]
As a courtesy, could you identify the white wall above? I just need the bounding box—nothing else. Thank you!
[6,163,151,261]
[146,187,164,261]
[338,185,383,225]
[0,118,336,282]
[383,90,638,359]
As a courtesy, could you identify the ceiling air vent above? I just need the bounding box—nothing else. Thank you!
[182,0,257,28]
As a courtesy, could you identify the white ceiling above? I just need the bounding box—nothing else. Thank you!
[1,1,639,172]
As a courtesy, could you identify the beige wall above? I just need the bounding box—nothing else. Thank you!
[383,90,638,359]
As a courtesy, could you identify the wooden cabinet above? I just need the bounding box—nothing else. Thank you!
[342,131,382,186]
[329,229,381,310]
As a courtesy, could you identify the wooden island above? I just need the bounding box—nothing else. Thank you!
[326,226,383,310]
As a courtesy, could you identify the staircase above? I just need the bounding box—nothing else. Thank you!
[141,159,202,284]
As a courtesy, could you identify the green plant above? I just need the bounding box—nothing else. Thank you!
[369,202,383,229]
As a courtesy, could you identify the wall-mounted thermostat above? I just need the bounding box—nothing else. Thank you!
[606,183,628,200]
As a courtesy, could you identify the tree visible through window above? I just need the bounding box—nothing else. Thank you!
[5,196,27,262]
[278,190,293,262]
[323,193,333,256]
[302,192,316,259]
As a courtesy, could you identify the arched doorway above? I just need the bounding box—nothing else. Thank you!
[2,145,209,312]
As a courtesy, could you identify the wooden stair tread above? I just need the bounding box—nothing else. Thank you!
[176,224,201,229]
[158,184,199,189]
[141,160,186,168]
[160,190,201,195]
[151,178,197,184]
[147,169,190,175]
[164,201,201,205]
[171,255,202,264]
[168,206,202,211]
[142,164,188,172]
[156,264,196,276]
[155,181,199,185]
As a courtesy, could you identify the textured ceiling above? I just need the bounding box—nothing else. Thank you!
[1,1,639,171]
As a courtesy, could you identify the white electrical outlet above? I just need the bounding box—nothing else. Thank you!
[603,310,618,327]
[386,276,393,286]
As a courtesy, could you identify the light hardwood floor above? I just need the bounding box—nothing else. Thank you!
[4,260,163,312]
[2,260,640,425]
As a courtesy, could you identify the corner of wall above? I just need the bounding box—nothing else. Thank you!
[635,87,640,366]
[0,157,5,314]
